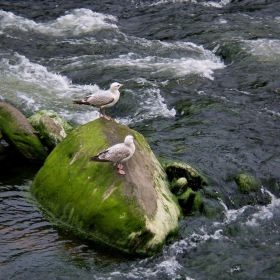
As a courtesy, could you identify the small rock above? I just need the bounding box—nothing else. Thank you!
[177,188,203,215]
[170,177,188,196]
[164,161,208,190]
[0,102,48,161]
[28,110,73,150]
[231,173,271,207]
[234,173,261,194]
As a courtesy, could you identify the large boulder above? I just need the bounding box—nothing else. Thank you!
[0,102,48,161]
[28,110,74,151]
[31,118,181,256]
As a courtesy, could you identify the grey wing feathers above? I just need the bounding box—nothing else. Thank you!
[90,145,131,163]
[86,95,114,106]
[107,146,131,162]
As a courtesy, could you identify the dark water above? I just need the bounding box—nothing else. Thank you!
[1,0,280,279]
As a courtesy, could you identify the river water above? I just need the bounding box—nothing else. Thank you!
[0,0,280,279]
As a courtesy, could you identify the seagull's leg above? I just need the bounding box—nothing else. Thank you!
[117,163,125,175]
[117,163,123,170]
[99,108,110,121]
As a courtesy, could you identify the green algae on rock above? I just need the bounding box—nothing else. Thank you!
[0,102,48,161]
[28,110,73,150]
[234,173,261,194]
[164,161,208,191]
[31,118,181,256]
[230,173,271,207]
[177,187,203,215]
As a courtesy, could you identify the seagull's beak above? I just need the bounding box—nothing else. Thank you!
[120,84,124,88]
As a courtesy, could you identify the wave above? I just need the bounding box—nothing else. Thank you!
[241,39,280,61]
[151,0,231,8]
[0,53,175,125]
[55,39,225,81]
[99,52,224,80]
[116,86,176,125]
[0,8,118,37]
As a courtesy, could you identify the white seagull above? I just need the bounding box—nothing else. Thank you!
[73,82,123,120]
[89,135,135,175]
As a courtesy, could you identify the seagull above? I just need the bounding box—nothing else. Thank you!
[73,82,123,120]
[89,135,135,175]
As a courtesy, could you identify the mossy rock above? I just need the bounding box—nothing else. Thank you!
[28,110,74,150]
[0,102,48,161]
[230,192,271,208]
[202,197,225,219]
[163,161,208,191]
[0,141,11,162]
[260,177,280,197]
[170,177,188,196]
[31,118,181,256]
[231,174,271,207]
[177,188,203,215]
[234,173,261,194]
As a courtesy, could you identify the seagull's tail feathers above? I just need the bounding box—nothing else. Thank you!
[73,100,91,105]
[89,153,110,162]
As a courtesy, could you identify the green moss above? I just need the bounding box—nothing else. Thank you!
[28,110,74,150]
[177,188,203,215]
[164,160,208,190]
[0,102,47,161]
[29,110,73,134]
[170,177,188,196]
[234,174,261,194]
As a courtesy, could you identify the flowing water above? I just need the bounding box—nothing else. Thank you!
[0,0,280,279]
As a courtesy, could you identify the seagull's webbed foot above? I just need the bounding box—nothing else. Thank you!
[117,163,125,175]
[102,115,111,121]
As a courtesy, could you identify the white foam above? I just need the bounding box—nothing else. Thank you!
[245,190,280,227]
[150,0,231,8]
[100,53,224,80]
[116,88,176,125]
[0,53,176,125]
[241,39,280,61]
[16,92,40,111]
[214,189,280,228]
[96,256,183,280]
[264,109,280,117]
[0,8,118,37]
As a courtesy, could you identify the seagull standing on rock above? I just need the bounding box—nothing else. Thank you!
[73,82,123,120]
[89,135,135,175]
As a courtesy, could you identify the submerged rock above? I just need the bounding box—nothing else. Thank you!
[161,160,208,216]
[234,173,261,194]
[177,187,203,215]
[164,161,208,191]
[230,173,271,207]
[0,102,48,161]
[170,177,188,196]
[28,110,73,151]
[31,118,181,256]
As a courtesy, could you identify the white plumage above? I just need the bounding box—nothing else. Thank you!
[89,135,135,175]
[73,82,123,120]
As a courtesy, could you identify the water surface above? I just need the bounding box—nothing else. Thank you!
[0,0,280,279]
